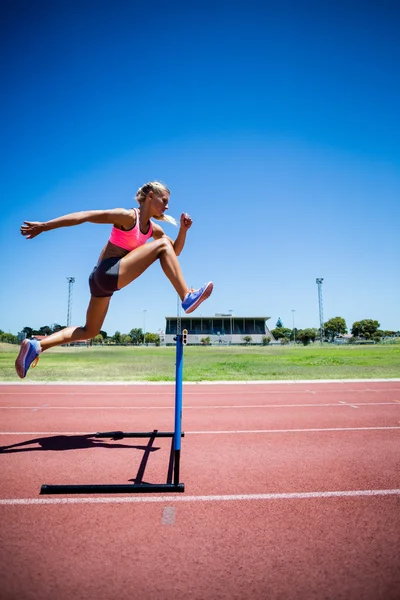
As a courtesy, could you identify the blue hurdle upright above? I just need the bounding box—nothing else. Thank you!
[40,332,187,495]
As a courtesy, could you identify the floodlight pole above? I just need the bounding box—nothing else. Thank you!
[143,309,147,345]
[66,277,75,327]
[291,309,296,343]
[316,278,324,344]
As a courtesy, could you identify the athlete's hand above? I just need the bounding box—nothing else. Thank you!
[180,213,193,231]
[20,221,45,239]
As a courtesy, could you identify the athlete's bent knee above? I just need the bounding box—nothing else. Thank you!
[157,237,173,255]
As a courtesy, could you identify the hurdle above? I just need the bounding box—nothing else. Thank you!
[40,330,187,495]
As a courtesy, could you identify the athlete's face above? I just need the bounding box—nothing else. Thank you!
[151,190,170,218]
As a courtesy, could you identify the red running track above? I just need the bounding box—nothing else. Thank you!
[0,381,399,600]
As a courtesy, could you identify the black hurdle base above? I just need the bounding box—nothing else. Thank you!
[41,483,184,494]
[40,430,185,495]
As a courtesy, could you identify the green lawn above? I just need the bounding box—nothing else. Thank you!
[1,343,399,381]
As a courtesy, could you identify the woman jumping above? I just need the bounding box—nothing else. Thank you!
[15,181,213,378]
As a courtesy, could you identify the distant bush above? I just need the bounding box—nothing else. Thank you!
[296,328,317,346]
[0,332,18,344]
[145,333,160,346]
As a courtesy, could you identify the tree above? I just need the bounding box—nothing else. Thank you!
[145,333,160,346]
[39,325,52,336]
[297,328,317,346]
[242,335,252,345]
[130,328,144,345]
[351,319,380,339]
[0,332,18,344]
[22,326,34,338]
[382,330,396,338]
[113,331,121,344]
[271,327,291,341]
[276,318,283,328]
[324,317,347,342]
[93,334,104,344]
[99,330,108,340]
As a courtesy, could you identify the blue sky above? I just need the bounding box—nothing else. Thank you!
[1,0,399,337]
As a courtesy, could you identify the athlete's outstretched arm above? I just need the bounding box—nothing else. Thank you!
[20,208,134,239]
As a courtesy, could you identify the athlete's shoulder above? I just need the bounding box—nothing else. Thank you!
[151,220,164,239]
[112,207,136,231]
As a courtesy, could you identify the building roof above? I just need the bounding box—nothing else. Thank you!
[165,315,271,320]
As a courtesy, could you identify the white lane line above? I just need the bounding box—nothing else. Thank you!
[187,427,400,434]
[1,379,400,386]
[0,426,399,436]
[1,402,399,410]
[1,388,400,396]
[338,401,359,409]
[31,404,49,413]
[0,489,399,506]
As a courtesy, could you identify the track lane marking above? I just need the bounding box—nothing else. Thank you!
[1,379,400,387]
[188,427,400,434]
[0,426,399,436]
[1,388,400,397]
[0,489,399,506]
[1,402,399,409]
[338,401,359,409]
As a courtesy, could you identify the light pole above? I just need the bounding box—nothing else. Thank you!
[291,309,296,344]
[66,277,75,327]
[316,278,324,344]
[229,309,234,336]
[143,309,147,345]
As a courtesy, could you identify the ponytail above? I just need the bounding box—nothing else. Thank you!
[152,213,178,226]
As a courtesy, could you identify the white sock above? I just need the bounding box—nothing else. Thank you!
[32,339,42,353]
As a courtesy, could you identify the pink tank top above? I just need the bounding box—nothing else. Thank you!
[108,208,153,251]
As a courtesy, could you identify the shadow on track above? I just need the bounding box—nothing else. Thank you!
[0,433,171,486]
[0,434,160,454]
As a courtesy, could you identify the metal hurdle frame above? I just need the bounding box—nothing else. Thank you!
[40,331,187,495]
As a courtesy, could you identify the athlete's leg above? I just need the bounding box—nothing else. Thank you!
[40,296,111,351]
[15,296,111,378]
[118,237,188,299]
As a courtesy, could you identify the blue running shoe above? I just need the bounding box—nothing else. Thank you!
[15,339,41,379]
[182,282,214,314]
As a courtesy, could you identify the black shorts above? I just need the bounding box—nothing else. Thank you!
[89,257,121,298]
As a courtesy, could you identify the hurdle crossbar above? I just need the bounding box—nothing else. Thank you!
[40,334,186,495]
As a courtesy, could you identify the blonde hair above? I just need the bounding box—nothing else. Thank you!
[135,181,177,226]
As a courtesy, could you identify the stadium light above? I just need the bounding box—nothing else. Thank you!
[316,278,324,344]
[229,309,234,335]
[291,309,296,343]
[143,309,147,345]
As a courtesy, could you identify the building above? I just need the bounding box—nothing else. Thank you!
[163,314,274,345]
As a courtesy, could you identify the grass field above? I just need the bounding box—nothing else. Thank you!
[1,342,399,382]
